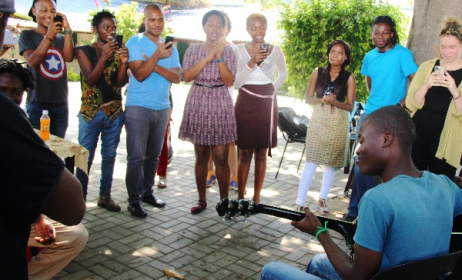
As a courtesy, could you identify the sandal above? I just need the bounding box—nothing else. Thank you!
[317,198,329,215]
[191,200,207,214]
[295,204,304,212]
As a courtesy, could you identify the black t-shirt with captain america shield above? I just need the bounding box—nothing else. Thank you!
[19,29,68,104]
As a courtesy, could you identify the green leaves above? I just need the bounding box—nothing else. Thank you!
[279,0,408,102]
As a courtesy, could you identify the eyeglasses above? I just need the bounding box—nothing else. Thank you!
[324,82,334,96]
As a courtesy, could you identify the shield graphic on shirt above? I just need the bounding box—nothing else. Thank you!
[39,47,66,81]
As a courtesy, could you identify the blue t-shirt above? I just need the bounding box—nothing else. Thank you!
[361,44,417,114]
[125,33,181,110]
[354,171,462,272]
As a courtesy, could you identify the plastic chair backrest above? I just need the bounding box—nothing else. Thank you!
[277,107,308,140]
[370,251,462,280]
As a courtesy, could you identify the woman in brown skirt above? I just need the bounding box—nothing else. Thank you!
[234,13,288,203]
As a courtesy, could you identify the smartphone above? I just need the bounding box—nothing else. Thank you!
[115,34,123,48]
[165,36,174,49]
[3,29,18,45]
[434,65,444,75]
[53,15,63,23]
[260,44,269,53]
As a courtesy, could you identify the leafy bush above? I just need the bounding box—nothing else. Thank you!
[279,0,408,102]
[67,67,80,82]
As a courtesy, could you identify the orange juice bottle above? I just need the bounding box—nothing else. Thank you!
[40,110,50,140]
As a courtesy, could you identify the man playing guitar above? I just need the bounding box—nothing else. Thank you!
[260,105,462,280]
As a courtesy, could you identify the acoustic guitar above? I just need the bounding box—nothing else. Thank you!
[216,198,357,256]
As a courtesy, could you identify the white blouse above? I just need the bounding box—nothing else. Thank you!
[234,43,288,92]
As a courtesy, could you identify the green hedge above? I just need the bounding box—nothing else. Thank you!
[279,0,408,102]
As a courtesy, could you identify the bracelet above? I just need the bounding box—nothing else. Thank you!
[315,221,331,240]
[44,35,53,42]
[217,57,225,63]
[454,93,461,100]
[63,30,73,34]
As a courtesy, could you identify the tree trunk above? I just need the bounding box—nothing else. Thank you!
[407,0,462,65]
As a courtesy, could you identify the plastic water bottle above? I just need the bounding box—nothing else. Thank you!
[40,110,50,140]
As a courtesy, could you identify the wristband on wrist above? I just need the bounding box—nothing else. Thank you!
[44,35,53,42]
[217,57,225,63]
[315,221,331,240]
[63,30,73,34]
[454,93,461,100]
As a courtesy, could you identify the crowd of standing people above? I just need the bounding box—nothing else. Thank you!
[2,0,462,278]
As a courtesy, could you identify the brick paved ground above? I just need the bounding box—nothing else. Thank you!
[51,82,351,280]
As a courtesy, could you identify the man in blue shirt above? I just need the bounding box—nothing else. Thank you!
[342,15,418,222]
[261,105,462,280]
[124,4,181,218]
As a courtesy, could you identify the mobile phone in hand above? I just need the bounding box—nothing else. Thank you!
[53,15,63,27]
[434,65,444,75]
[53,15,63,22]
[260,44,269,53]
[4,29,18,45]
[115,34,123,48]
[165,36,174,49]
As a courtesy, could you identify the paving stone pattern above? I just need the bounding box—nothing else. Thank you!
[52,82,351,280]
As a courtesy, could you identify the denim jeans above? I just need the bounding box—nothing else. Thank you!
[75,110,124,195]
[346,114,375,217]
[125,106,170,204]
[26,102,69,138]
[261,254,341,280]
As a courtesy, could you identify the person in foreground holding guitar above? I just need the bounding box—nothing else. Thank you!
[261,105,462,280]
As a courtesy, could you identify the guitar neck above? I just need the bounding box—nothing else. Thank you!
[254,203,356,248]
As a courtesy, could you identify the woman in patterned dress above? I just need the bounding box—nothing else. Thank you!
[295,40,356,215]
[179,10,237,214]
[234,13,288,203]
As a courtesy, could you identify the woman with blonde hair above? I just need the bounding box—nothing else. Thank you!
[406,17,462,180]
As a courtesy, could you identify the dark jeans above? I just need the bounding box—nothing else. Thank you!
[26,102,68,138]
[346,114,375,217]
[125,106,170,204]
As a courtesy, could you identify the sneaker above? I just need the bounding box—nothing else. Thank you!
[206,171,217,188]
[97,191,121,212]
[229,176,238,191]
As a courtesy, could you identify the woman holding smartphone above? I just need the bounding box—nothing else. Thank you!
[295,40,355,214]
[234,13,288,203]
[406,18,462,180]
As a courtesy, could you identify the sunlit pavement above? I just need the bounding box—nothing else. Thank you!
[53,82,350,280]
